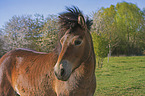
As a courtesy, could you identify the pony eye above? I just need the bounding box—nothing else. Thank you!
[74,40,82,46]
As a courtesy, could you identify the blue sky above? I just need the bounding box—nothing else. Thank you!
[0,0,145,28]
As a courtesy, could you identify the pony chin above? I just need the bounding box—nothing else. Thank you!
[55,72,71,81]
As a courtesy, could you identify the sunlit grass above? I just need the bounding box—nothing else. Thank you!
[94,56,145,96]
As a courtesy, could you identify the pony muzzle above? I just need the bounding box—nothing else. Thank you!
[54,60,72,81]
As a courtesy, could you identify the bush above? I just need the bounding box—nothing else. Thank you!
[91,32,109,67]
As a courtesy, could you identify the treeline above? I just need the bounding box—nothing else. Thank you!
[0,2,145,58]
[92,2,145,58]
[0,14,58,57]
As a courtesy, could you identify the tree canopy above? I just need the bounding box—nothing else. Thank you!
[0,14,59,56]
[92,2,145,56]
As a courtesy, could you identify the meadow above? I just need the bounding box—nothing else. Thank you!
[94,56,145,96]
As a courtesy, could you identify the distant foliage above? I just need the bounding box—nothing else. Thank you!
[92,2,145,56]
[92,32,108,67]
[92,32,108,58]
[2,15,33,51]
[35,15,58,52]
[0,14,58,56]
[0,30,5,57]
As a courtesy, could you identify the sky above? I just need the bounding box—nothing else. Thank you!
[0,0,145,28]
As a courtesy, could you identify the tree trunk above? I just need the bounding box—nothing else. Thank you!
[101,58,104,68]
[127,26,130,55]
[108,44,111,63]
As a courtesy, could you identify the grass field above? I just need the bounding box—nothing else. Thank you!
[94,56,145,96]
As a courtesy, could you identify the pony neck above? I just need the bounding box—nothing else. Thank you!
[73,31,96,80]
[84,30,96,67]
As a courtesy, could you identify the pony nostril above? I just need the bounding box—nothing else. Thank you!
[61,69,65,76]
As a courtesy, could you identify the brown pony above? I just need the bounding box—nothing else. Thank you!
[0,6,96,96]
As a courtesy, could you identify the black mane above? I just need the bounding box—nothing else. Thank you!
[59,6,93,32]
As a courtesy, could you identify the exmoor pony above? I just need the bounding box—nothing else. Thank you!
[0,6,96,96]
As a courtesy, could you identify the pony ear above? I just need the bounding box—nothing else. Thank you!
[78,14,85,27]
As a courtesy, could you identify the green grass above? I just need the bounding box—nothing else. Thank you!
[94,56,145,96]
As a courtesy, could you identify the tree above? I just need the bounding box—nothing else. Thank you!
[92,32,108,68]
[92,2,145,59]
[35,15,59,52]
[92,5,120,62]
[2,15,33,52]
[1,14,59,55]
[115,2,144,55]
[0,29,5,57]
